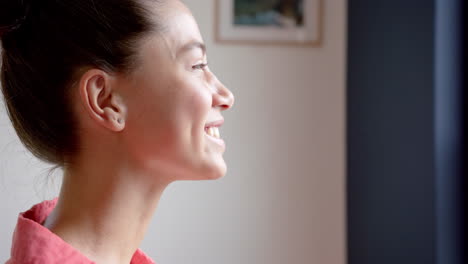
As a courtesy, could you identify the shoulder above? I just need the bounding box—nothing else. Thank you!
[6,198,96,264]
[7,199,156,264]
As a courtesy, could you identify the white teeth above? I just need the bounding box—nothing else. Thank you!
[206,127,220,139]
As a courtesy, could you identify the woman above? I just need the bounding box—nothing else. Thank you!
[1,0,234,263]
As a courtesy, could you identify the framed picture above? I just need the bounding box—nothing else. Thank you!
[215,0,323,46]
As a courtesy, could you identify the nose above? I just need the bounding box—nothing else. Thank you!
[211,73,234,111]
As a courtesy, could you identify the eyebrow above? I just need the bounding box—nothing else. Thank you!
[176,41,206,58]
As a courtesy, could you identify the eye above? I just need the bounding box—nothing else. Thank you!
[192,63,208,70]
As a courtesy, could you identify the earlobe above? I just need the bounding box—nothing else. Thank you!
[79,69,126,132]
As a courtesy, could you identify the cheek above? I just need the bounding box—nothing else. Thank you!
[176,81,212,148]
[117,45,217,176]
[125,78,212,169]
[186,85,212,122]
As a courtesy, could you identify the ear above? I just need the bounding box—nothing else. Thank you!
[78,69,126,132]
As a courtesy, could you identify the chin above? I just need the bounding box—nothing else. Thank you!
[205,164,227,180]
[198,158,227,180]
[174,158,227,181]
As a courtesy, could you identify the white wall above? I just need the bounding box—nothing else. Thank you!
[0,1,347,263]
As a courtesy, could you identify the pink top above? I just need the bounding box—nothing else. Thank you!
[5,198,156,264]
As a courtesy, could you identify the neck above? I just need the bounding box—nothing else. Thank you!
[44,151,173,264]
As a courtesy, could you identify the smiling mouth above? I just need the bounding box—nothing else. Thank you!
[205,126,221,139]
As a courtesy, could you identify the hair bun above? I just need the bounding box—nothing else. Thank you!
[0,0,30,38]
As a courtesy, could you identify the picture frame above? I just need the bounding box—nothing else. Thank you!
[215,0,323,46]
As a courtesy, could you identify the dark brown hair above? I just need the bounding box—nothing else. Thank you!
[0,0,157,166]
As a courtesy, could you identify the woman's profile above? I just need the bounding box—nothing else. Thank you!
[1,0,234,263]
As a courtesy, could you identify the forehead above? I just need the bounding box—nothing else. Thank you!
[155,1,204,56]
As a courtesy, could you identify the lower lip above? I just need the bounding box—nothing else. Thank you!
[205,133,226,149]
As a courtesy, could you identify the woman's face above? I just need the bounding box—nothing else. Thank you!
[119,1,234,181]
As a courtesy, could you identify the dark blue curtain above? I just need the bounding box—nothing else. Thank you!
[434,0,466,263]
[347,0,466,263]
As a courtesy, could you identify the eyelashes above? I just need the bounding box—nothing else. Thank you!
[192,63,208,70]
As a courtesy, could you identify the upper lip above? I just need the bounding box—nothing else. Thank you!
[205,119,224,128]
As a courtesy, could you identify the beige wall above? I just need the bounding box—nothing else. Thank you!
[0,1,347,263]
